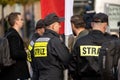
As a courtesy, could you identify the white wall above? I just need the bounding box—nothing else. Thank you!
[95,0,120,13]
[95,0,120,31]
[0,5,15,19]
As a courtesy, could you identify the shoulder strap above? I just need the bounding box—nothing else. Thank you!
[4,32,12,38]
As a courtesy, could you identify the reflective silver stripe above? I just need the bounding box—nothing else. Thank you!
[30,40,34,46]
[103,56,106,69]
[36,38,50,42]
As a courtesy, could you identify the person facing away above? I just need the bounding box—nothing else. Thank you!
[70,15,89,49]
[27,19,45,77]
[69,13,115,80]
[0,12,30,80]
[32,13,70,80]
[28,19,45,62]
[31,19,45,42]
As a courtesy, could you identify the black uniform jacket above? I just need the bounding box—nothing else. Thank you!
[69,30,115,80]
[0,28,30,80]
[28,33,40,71]
[31,33,40,42]
[32,29,70,80]
[28,33,40,62]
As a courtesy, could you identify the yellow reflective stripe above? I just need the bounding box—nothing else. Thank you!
[80,45,101,56]
[28,45,33,51]
[26,50,32,62]
[34,42,48,57]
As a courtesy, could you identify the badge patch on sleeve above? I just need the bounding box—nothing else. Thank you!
[34,42,48,57]
[80,45,101,56]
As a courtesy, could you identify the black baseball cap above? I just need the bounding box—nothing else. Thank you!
[35,19,45,30]
[44,13,64,26]
[92,13,108,24]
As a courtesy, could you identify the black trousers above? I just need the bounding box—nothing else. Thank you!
[80,77,101,80]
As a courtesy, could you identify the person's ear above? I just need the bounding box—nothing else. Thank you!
[102,23,107,31]
[104,23,107,28]
[71,23,75,28]
[91,22,94,27]
[52,24,55,29]
[36,29,40,32]
[49,24,54,29]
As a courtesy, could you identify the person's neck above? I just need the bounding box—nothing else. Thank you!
[92,28,105,33]
[76,28,85,36]
[12,25,20,32]
[35,31,42,36]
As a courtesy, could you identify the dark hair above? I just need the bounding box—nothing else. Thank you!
[71,15,85,28]
[36,19,45,30]
[8,12,21,26]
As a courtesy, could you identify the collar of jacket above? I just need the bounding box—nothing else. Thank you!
[31,33,40,41]
[89,30,104,35]
[8,28,17,32]
[6,28,18,36]
[78,30,89,37]
[32,33,40,38]
[44,29,60,38]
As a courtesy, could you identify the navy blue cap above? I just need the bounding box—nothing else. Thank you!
[36,19,45,29]
[93,13,108,23]
[44,13,64,26]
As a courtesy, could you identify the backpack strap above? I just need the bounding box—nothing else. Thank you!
[4,32,13,38]
[112,40,120,80]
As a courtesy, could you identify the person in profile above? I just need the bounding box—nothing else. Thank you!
[1,12,30,80]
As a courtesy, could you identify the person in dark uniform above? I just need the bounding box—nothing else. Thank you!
[32,13,70,80]
[27,19,45,77]
[0,12,30,80]
[69,13,115,80]
[28,19,45,62]
[31,19,45,42]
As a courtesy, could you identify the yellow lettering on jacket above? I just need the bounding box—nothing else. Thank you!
[34,42,48,57]
[80,45,101,56]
